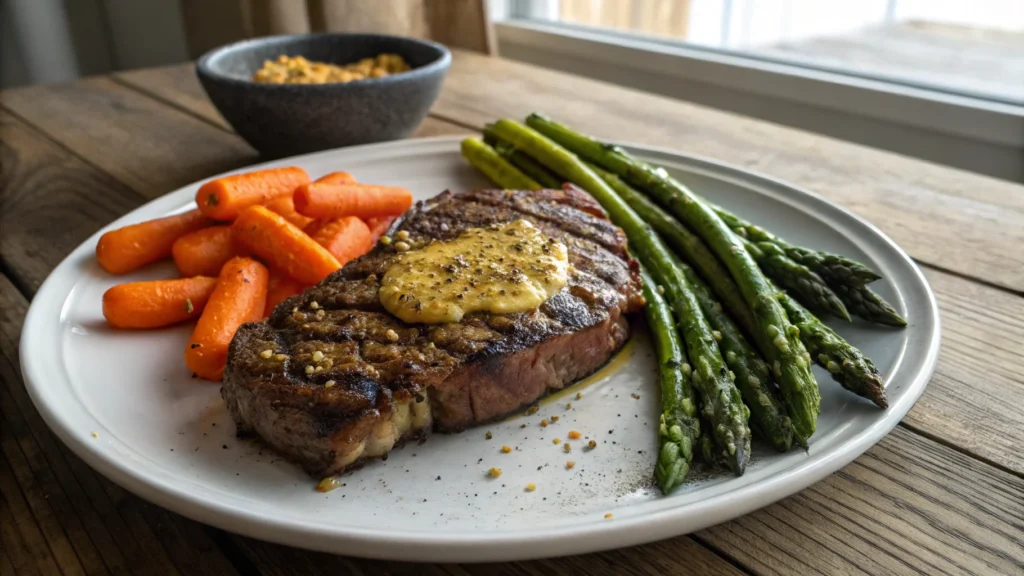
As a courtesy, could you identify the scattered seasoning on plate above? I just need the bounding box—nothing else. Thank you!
[501,446,512,454]
[565,461,575,469]
[568,430,582,440]
[488,467,502,478]
[576,392,583,400]
[485,431,493,440]
[604,513,613,519]
[588,440,597,449]
[525,483,536,492]
[553,438,561,445]
[91,432,98,438]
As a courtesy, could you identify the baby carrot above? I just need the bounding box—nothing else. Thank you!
[196,166,310,221]
[309,216,373,265]
[293,182,413,219]
[103,276,218,329]
[365,216,397,242]
[264,269,308,317]
[185,257,268,381]
[172,226,241,277]
[263,194,314,229]
[232,205,341,284]
[315,171,356,185]
[96,209,212,275]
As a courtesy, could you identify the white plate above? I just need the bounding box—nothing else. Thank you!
[21,136,940,563]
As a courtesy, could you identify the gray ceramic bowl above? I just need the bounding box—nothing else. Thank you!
[196,33,451,158]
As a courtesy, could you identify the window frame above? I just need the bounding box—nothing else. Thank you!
[488,6,1024,181]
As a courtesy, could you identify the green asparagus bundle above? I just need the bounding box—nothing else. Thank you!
[526,113,820,443]
[597,162,889,410]
[482,125,564,189]
[460,137,540,190]
[641,268,702,492]
[713,207,905,327]
[588,163,795,451]
[740,236,851,321]
[713,208,881,287]
[488,118,752,474]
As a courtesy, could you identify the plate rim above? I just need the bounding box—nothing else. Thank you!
[19,135,941,562]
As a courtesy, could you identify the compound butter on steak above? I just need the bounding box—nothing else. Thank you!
[222,187,644,477]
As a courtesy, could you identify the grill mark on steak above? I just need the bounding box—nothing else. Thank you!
[222,188,643,476]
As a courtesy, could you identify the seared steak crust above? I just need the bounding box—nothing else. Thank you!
[222,188,644,476]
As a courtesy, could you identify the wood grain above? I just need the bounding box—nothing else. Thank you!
[0,273,237,576]
[904,268,1024,475]
[114,64,232,131]
[1,77,259,198]
[698,427,1024,576]
[0,111,142,293]
[429,50,1024,293]
[230,533,745,576]
[426,0,495,54]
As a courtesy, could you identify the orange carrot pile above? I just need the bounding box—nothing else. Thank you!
[263,194,313,229]
[232,205,341,284]
[196,166,310,221]
[264,270,308,317]
[96,209,211,274]
[99,166,405,382]
[293,182,412,219]
[308,216,373,265]
[185,257,268,381]
[314,171,356,185]
[172,226,241,277]
[103,277,218,329]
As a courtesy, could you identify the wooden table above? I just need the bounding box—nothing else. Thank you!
[2,51,1022,576]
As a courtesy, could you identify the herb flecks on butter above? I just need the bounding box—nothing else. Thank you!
[379,220,569,324]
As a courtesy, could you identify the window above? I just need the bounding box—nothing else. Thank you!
[493,0,1024,182]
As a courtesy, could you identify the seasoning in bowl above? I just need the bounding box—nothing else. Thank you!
[253,54,411,84]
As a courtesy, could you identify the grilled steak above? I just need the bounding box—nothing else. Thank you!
[222,187,643,476]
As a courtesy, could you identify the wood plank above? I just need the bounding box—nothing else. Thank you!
[904,268,1024,474]
[698,426,1024,576]
[0,445,61,575]
[0,390,98,576]
[114,64,231,131]
[426,0,495,54]
[0,111,143,293]
[232,533,744,576]
[429,50,1024,292]
[1,77,259,198]
[0,274,230,576]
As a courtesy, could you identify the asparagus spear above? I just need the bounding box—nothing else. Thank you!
[488,119,751,474]
[588,163,795,449]
[713,207,882,287]
[831,284,908,328]
[460,138,540,190]
[641,268,701,492]
[527,114,820,443]
[483,126,563,188]
[675,254,796,451]
[715,207,905,326]
[741,237,851,321]
[777,292,888,408]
